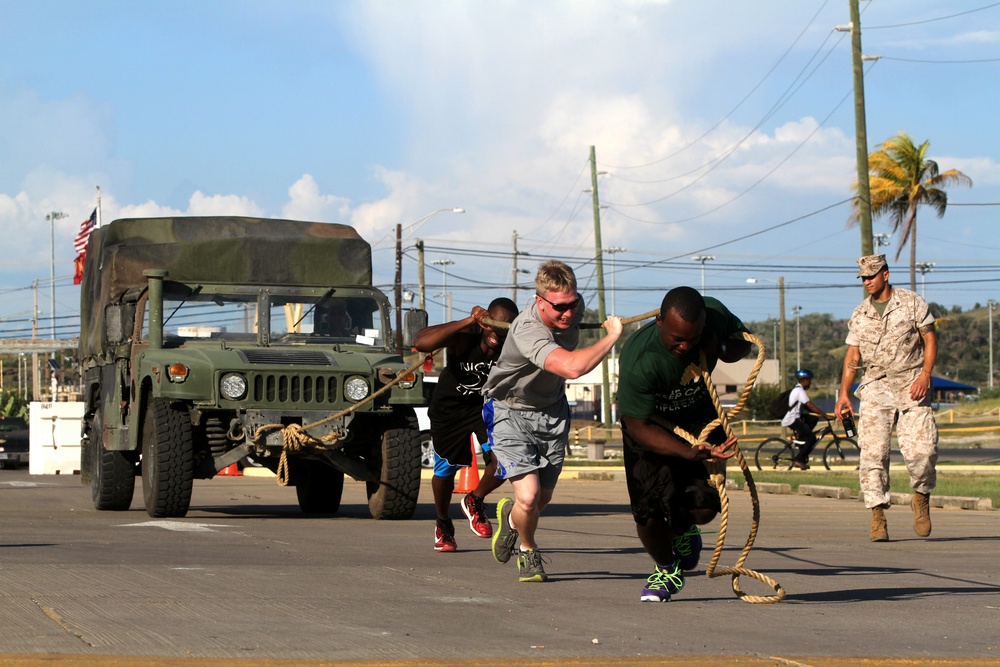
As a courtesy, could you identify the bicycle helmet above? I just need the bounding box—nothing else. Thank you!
[795,369,814,380]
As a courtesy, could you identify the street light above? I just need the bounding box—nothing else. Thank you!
[791,305,802,370]
[605,247,626,422]
[692,255,715,295]
[431,259,454,324]
[747,276,787,390]
[873,233,891,253]
[915,261,935,299]
[394,208,464,352]
[46,211,67,400]
[45,212,67,342]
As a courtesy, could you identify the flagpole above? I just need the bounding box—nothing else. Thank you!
[96,186,102,227]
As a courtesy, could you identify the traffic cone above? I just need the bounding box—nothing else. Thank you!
[217,462,242,476]
[453,434,480,495]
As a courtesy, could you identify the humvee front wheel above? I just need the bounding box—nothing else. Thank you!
[295,460,345,514]
[365,419,421,520]
[90,403,136,511]
[141,398,194,518]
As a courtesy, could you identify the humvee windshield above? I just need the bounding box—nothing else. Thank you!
[154,286,387,347]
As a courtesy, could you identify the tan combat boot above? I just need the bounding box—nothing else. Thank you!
[869,506,888,542]
[912,492,932,537]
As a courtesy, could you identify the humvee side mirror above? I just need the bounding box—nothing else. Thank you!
[403,309,428,349]
[104,303,135,345]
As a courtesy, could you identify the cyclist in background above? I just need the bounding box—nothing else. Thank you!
[781,369,834,470]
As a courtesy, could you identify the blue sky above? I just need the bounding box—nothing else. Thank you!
[2,0,999,342]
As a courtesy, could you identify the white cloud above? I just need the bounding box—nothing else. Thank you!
[186,191,265,217]
[281,174,351,222]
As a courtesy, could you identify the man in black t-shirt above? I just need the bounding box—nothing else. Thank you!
[413,298,518,553]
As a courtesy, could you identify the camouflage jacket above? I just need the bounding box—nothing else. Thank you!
[845,286,934,389]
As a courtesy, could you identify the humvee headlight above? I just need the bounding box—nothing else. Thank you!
[220,372,248,400]
[345,376,370,402]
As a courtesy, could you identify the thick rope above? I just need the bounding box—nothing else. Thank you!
[659,331,785,603]
[486,310,784,603]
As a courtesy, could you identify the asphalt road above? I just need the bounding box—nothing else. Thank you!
[0,468,998,665]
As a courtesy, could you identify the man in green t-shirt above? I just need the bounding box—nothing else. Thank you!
[617,286,751,602]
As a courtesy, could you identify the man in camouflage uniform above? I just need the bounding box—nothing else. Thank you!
[835,254,938,542]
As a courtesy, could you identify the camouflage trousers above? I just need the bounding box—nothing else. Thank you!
[857,377,938,509]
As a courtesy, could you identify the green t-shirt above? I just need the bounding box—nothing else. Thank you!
[617,298,746,428]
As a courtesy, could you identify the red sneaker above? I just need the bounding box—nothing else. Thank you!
[461,493,493,538]
[434,519,457,552]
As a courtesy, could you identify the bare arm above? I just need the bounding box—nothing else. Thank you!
[412,306,486,352]
[542,316,623,379]
[909,328,937,401]
[834,345,861,418]
[621,416,738,461]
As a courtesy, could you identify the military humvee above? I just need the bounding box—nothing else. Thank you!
[78,216,428,519]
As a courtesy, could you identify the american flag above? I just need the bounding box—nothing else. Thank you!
[74,208,97,254]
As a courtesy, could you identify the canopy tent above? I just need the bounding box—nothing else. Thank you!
[850,375,978,398]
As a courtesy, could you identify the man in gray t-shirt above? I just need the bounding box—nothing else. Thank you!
[481,260,622,583]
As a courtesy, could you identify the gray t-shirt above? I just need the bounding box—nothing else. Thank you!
[481,298,583,410]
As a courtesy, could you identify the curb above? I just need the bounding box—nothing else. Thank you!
[251,465,995,510]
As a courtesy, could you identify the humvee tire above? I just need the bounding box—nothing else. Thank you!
[366,416,421,520]
[295,460,346,514]
[89,404,136,511]
[141,398,194,518]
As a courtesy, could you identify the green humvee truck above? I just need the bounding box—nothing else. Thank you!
[78,216,428,519]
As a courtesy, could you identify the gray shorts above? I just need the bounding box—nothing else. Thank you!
[487,398,567,489]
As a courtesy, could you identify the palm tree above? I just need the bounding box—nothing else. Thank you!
[852,132,972,292]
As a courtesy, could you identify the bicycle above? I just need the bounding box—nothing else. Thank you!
[754,417,860,471]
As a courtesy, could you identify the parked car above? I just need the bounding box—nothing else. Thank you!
[0,416,30,469]
[417,376,436,468]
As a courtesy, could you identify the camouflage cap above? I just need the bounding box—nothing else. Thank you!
[856,254,888,278]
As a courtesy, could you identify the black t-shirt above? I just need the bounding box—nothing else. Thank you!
[428,332,499,423]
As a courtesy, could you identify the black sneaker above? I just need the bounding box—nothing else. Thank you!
[491,497,518,564]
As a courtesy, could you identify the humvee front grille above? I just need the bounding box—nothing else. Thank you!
[250,374,339,404]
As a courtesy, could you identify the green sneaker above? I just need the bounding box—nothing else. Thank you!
[491,497,518,564]
[516,548,549,582]
[640,560,684,602]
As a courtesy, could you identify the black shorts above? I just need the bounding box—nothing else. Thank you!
[429,410,486,468]
[622,421,722,528]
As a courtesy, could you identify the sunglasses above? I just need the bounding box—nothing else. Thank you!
[537,292,581,313]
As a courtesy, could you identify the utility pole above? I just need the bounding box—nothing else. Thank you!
[779,276,787,391]
[989,300,996,390]
[32,280,39,401]
[512,230,520,304]
[589,146,611,431]
[846,0,873,256]
[791,305,802,370]
[416,240,425,310]
[394,223,403,353]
